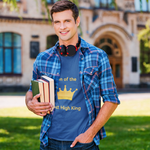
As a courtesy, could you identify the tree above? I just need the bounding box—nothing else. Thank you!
[1,0,79,22]
[138,20,150,74]
[2,0,149,15]
[138,0,150,74]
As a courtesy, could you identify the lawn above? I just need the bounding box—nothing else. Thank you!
[0,99,150,150]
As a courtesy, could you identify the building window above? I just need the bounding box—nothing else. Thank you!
[47,35,58,49]
[131,57,138,72]
[101,45,113,55]
[115,64,120,78]
[135,0,150,12]
[46,0,58,4]
[94,0,115,9]
[0,32,22,75]
[140,40,150,74]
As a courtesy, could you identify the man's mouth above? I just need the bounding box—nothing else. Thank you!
[60,31,69,35]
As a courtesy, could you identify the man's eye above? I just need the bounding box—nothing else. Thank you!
[66,20,70,22]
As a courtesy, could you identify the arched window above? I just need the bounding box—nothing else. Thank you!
[101,45,112,55]
[94,37,121,57]
[0,32,21,75]
[47,35,58,49]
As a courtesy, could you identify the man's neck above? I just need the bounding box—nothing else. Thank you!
[59,35,78,46]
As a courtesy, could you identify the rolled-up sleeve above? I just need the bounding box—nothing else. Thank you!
[99,51,120,104]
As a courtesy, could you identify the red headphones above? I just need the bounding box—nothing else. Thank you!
[58,37,81,56]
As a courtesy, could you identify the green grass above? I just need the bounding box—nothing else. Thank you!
[0,99,150,150]
[0,117,42,150]
[99,116,150,150]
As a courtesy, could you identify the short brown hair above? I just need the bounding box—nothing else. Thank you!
[50,0,79,22]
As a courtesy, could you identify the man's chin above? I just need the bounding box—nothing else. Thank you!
[59,36,71,42]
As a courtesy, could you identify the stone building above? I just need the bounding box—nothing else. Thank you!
[0,0,150,92]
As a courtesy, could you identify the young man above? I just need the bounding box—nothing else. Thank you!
[25,1,120,150]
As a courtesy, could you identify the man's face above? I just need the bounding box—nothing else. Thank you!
[52,10,80,45]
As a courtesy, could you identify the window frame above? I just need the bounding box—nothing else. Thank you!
[135,0,150,12]
[94,0,115,10]
[46,34,58,49]
[0,32,22,76]
[46,0,57,5]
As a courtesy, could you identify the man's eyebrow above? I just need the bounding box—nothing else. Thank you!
[53,20,60,23]
[65,19,71,21]
[53,19,72,23]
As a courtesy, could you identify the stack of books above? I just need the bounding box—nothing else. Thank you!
[31,75,55,112]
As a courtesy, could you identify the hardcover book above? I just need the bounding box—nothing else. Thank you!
[31,80,40,102]
[31,76,55,112]
[41,75,55,111]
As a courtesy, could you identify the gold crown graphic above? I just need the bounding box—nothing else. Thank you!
[57,85,78,100]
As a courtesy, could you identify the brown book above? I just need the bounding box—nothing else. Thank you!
[41,75,55,111]
[38,79,50,103]
[37,79,45,103]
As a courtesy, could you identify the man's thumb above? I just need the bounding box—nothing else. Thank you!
[34,93,41,99]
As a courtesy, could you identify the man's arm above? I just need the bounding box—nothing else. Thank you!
[25,91,53,117]
[71,101,118,147]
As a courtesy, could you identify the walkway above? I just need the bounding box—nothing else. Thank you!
[0,92,150,108]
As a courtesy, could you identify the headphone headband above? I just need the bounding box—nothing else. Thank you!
[58,37,81,56]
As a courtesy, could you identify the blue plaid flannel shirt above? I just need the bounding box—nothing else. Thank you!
[29,37,120,147]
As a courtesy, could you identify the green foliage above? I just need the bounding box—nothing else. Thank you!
[143,62,150,73]
[111,0,118,10]
[138,20,150,74]
[2,0,19,12]
[2,0,79,22]
[138,20,150,45]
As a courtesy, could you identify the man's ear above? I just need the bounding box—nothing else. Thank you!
[76,16,80,27]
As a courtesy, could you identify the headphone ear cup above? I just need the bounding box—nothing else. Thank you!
[59,45,66,56]
[66,45,77,56]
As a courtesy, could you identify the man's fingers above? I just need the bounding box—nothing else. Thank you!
[34,105,51,113]
[37,112,47,117]
[70,138,78,148]
[29,94,53,116]
[33,93,41,99]
[38,102,53,107]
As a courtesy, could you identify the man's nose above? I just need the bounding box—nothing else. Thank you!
[60,23,66,29]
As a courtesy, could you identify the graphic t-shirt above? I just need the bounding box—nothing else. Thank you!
[48,50,89,141]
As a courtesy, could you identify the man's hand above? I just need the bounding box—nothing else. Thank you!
[25,91,53,117]
[70,130,94,148]
[70,102,118,148]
